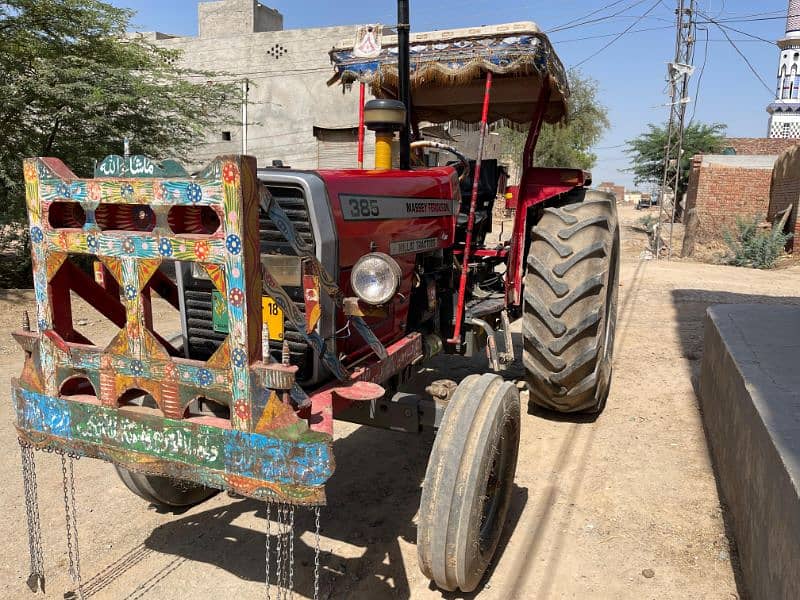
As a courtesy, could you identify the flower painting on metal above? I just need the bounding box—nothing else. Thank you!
[12,155,333,505]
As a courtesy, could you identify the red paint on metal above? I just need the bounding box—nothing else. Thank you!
[506,167,589,305]
[449,72,493,345]
[358,82,366,169]
[317,168,455,364]
[304,333,422,435]
[453,248,508,258]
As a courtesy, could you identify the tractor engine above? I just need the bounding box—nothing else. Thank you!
[175,165,462,390]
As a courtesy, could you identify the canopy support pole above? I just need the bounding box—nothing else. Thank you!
[449,71,493,349]
[358,82,366,169]
[398,0,411,170]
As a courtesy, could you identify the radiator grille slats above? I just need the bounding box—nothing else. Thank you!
[183,183,316,381]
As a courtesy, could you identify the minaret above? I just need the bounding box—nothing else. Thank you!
[767,0,800,138]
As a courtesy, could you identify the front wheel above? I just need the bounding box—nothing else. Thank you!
[523,191,620,413]
[417,373,520,593]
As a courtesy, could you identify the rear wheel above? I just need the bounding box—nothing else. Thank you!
[523,191,619,413]
[114,466,218,507]
[115,335,219,509]
[418,373,520,592]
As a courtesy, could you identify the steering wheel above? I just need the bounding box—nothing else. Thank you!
[410,140,470,182]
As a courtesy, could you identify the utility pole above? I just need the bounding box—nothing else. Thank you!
[657,0,696,260]
[242,78,250,156]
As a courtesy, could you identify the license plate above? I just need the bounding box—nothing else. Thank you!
[262,297,284,341]
[212,290,229,334]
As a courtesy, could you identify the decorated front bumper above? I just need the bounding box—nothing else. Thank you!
[13,154,333,505]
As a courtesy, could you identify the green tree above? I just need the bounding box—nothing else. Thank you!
[499,69,610,171]
[625,121,727,198]
[0,0,240,225]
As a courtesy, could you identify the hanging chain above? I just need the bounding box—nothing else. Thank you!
[313,506,321,600]
[288,505,295,595]
[60,452,84,600]
[19,439,45,593]
[265,502,271,600]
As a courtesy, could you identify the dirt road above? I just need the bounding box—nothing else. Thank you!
[1,203,798,599]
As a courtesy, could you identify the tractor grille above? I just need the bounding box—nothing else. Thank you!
[183,183,315,382]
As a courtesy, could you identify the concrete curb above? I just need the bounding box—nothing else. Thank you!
[699,304,800,600]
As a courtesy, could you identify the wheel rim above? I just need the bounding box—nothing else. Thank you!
[478,418,515,555]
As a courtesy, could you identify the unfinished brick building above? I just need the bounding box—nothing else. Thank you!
[768,144,800,252]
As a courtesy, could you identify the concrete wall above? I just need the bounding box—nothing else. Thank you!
[768,144,800,252]
[700,305,800,600]
[199,0,283,39]
[682,154,777,254]
[153,0,374,171]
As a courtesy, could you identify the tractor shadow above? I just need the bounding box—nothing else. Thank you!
[140,417,527,598]
[137,333,532,598]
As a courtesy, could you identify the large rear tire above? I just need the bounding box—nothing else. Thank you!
[114,334,219,508]
[418,374,520,593]
[115,467,218,507]
[523,191,619,413]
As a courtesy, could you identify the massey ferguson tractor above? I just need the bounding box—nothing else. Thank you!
[10,9,618,598]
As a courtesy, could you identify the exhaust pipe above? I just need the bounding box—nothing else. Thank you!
[397,0,411,170]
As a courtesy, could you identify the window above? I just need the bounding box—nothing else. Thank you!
[221,131,232,141]
[783,77,792,99]
[793,76,800,99]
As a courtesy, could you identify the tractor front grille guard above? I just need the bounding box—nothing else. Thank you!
[12,154,338,505]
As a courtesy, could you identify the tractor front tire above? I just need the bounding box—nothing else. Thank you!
[523,191,620,413]
[418,374,520,593]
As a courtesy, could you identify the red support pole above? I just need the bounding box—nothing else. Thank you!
[357,82,366,169]
[448,71,492,347]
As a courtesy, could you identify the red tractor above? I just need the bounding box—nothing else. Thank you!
[11,11,618,598]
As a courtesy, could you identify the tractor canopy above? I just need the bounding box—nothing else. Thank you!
[329,22,570,126]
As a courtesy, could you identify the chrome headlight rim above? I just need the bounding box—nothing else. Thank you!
[350,252,402,306]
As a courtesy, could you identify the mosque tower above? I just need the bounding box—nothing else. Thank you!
[767,0,800,137]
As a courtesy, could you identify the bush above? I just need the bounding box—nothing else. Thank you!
[636,214,659,233]
[0,224,32,289]
[722,215,792,269]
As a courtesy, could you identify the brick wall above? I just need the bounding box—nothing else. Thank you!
[683,155,776,253]
[768,145,800,252]
[598,182,625,202]
[723,138,800,156]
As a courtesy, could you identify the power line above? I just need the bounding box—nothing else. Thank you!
[551,24,673,43]
[548,0,654,33]
[697,13,777,45]
[699,10,776,95]
[548,0,632,31]
[572,0,663,68]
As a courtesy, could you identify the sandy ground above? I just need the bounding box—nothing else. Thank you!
[1,203,799,599]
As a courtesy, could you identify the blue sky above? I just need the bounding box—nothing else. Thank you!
[112,0,791,188]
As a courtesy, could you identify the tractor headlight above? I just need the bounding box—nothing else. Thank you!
[350,253,401,305]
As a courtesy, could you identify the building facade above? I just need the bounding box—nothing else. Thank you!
[767,0,800,138]
[141,0,377,170]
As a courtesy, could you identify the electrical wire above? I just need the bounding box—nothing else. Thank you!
[571,0,663,68]
[548,0,654,34]
[701,13,775,96]
[551,24,673,43]
[690,26,709,123]
[697,10,777,45]
[548,0,632,31]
